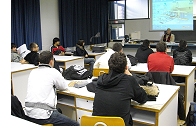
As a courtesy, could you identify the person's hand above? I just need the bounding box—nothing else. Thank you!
[59,51,65,56]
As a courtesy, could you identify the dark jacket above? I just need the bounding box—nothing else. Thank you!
[92,70,147,126]
[11,95,27,120]
[75,44,88,57]
[145,71,185,120]
[135,45,154,63]
[24,51,39,66]
[173,47,192,65]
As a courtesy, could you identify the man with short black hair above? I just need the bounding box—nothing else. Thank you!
[92,52,147,126]
[25,51,79,126]
[93,42,132,70]
[173,39,192,65]
[147,42,174,73]
[135,39,154,63]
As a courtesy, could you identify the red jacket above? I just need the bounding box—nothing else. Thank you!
[147,52,174,73]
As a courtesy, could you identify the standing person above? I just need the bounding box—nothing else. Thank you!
[24,51,79,126]
[51,37,66,56]
[160,28,175,42]
[147,42,174,73]
[92,52,147,126]
[11,43,23,62]
[20,42,40,66]
[173,39,192,65]
[135,39,154,63]
[75,39,95,75]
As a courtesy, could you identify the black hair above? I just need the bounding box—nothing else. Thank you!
[11,43,16,49]
[39,51,53,64]
[112,43,123,52]
[179,40,187,48]
[156,42,167,52]
[77,40,85,46]
[53,37,60,45]
[142,39,150,47]
[108,52,127,73]
[29,42,38,51]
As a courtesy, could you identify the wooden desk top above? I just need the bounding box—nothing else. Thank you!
[11,62,37,73]
[130,63,195,77]
[53,55,84,62]
[57,80,179,113]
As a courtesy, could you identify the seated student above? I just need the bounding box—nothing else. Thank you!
[173,40,192,83]
[160,28,175,42]
[92,52,147,126]
[21,43,61,72]
[20,42,40,66]
[74,39,95,75]
[11,43,23,62]
[51,37,66,56]
[24,51,79,126]
[173,39,192,66]
[147,42,174,73]
[135,39,154,63]
[93,42,132,70]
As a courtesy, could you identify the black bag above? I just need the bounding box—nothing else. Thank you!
[62,65,92,80]
[185,102,196,126]
[127,54,138,66]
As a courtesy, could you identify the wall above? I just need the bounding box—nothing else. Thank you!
[40,0,59,51]
[125,19,164,41]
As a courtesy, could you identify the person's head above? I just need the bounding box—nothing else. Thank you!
[53,37,60,46]
[11,43,17,52]
[142,39,150,47]
[39,51,54,67]
[179,40,187,48]
[166,28,171,35]
[156,42,167,52]
[29,42,39,52]
[77,40,85,46]
[112,43,123,53]
[108,52,127,73]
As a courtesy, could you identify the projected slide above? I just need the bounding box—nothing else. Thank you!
[151,0,193,31]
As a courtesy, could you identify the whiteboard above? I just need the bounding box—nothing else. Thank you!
[125,19,164,40]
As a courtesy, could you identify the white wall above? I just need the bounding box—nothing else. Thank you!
[40,0,59,51]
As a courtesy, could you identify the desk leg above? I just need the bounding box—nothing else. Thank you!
[185,70,195,116]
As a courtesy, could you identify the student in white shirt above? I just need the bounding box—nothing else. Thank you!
[94,43,132,70]
[24,51,79,126]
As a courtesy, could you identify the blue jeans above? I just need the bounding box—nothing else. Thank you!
[26,110,79,126]
[84,58,95,74]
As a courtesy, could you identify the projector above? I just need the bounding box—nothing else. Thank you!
[92,46,106,53]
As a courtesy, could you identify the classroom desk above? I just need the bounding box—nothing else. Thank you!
[192,57,196,64]
[87,52,105,60]
[11,62,38,107]
[57,82,179,126]
[53,55,84,69]
[130,63,195,116]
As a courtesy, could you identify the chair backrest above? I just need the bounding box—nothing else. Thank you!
[80,115,125,126]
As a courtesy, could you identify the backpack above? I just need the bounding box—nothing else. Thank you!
[185,102,196,126]
[127,54,138,66]
[62,65,92,80]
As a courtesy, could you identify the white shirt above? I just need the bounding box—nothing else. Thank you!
[25,65,69,119]
[93,48,132,70]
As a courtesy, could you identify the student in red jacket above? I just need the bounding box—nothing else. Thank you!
[51,37,66,56]
[147,42,174,73]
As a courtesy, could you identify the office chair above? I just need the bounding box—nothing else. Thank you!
[80,115,125,126]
